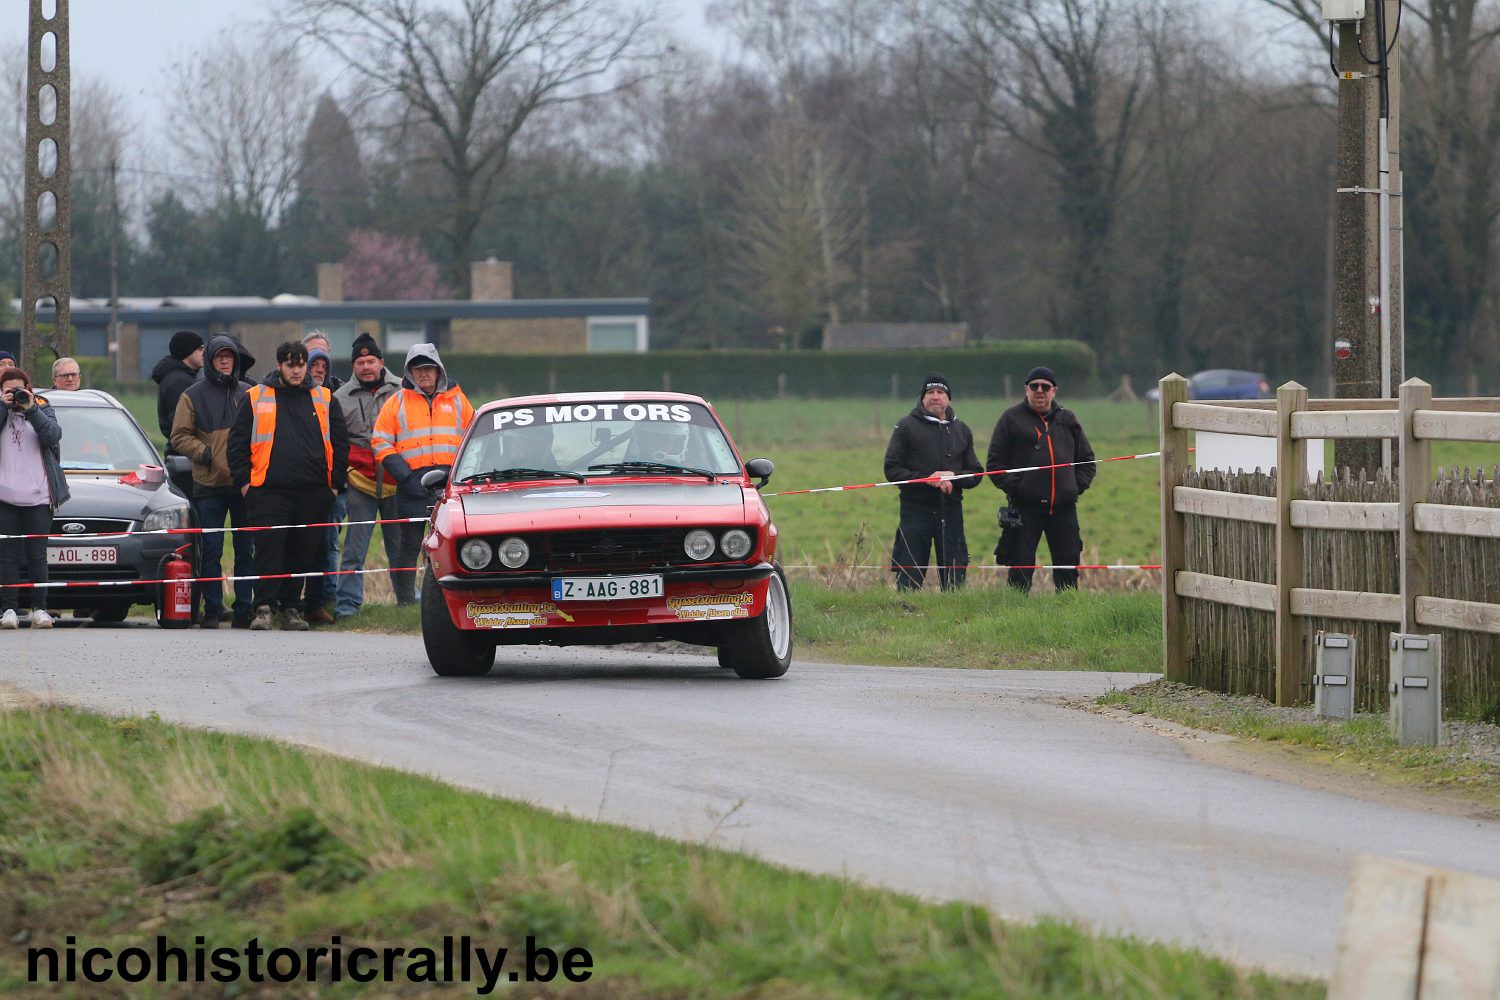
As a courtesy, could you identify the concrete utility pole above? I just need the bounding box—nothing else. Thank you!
[1331,0,1402,472]
[22,0,71,372]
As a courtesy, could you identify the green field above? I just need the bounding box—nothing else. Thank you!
[0,706,1319,998]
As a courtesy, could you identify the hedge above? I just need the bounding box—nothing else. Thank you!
[446,340,1096,401]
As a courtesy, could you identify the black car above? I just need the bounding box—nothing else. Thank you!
[26,389,196,622]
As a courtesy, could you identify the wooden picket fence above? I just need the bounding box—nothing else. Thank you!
[1159,376,1500,714]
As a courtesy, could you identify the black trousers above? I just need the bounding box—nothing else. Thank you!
[0,502,49,612]
[996,504,1082,593]
[246,486,333,611]
[891,500,968,591]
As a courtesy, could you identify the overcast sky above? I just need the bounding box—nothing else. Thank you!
[2,0,1307,142]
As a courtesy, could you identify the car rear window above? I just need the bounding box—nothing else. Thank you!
[456,401,743,479]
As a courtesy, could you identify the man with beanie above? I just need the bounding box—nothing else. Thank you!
[154,330,205,497]
[986,365,1096,593]
[229,340,350,631]
[373,343,474,605]
[171,334,258,628]
[332,333,404,617]
[883,371,983,590]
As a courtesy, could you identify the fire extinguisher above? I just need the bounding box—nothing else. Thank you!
[157,544,194,629]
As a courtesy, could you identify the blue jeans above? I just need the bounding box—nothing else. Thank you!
[194,492,254,613]
[323,492,345,603]
[335,488,405,615]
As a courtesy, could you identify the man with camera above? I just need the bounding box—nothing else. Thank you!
[883,371,983,591]
[986,366,1095,593]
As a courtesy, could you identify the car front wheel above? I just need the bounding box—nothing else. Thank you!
[716,568,793,679]
[420,565,496,677]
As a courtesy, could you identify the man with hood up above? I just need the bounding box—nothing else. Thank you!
[228,341,350,631]
[154,330,205,498]
[372,343,475,605]
[333,333,406,615]
[171,334,258,628]
[883,371,983,591]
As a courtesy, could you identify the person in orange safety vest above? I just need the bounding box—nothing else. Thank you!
[372,343,474,605]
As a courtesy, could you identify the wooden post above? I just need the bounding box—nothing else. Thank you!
[1158,374,1190,682]
[1398,378,1432,633]
[1275,381,1310,706]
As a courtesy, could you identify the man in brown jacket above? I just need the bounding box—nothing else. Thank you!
[170,334,256,628]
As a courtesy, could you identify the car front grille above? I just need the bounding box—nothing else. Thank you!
[51,517,133,537]
[544,528,688,571]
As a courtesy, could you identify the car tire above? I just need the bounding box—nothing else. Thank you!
[92,601,132,623]
[715,567,792,679]
[420,565,496,677]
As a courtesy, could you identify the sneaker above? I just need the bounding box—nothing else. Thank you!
[279,607,310,632]
[305,606,335,625]
[31,610,53,629]
[231,608,255,630]
[0,610,17,629]
[249,605,275,631]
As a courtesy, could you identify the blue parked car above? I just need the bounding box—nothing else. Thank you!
[1148,369,1272,401]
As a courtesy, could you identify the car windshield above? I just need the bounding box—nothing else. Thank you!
[50,403,161,471]
[455,400,742,481]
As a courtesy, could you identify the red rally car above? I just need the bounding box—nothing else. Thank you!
[417,392,792,679]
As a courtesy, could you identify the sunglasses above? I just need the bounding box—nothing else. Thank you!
[1026,382,1055,392]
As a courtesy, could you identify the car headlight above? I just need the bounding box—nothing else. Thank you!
[684,529,715,561]
[496,536,530,569]
[720,529,752,560]
[142,504,191,533]
[460,538,493,571]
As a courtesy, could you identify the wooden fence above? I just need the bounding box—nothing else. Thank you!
[1158,375,1500,713]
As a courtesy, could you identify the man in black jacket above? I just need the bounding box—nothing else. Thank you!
[883,372,983,590]
[986,366,1096,592]
[153,330,204,497]
[228,341,349,631]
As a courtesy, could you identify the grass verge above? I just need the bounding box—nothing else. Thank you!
[0,705,1318,998]
[327,585,1164,673]
[1098,680,1500,814]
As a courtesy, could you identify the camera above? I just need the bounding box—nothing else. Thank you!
[10,388,30,408]
[997,506,1023,531]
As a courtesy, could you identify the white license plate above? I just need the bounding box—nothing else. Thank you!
[551,574,663,601]
[48,546,119,566]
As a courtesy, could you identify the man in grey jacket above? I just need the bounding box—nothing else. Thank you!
[332,333,406,616]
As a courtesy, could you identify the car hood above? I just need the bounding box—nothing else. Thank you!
[57,475,187,522]
[459,482,747,529]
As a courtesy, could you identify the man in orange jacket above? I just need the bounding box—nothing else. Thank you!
[372,343,474,605]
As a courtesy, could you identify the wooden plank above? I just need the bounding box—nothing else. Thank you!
[1307,398,1398,411]
[1275,382,1308,707]
[1429,396,1500,413]
[1290,588,1402,623]
[1330,856,1500,1000]
[1176,571,1277,612]
[1159,376,1191,684]
[1290,500,1399,532]
[1172,402,1277,437]
[1414,502,1500,539]
[1173,486,1277,524]
[1415,596,1500,635]
[1412,408,1500,442]
[1400,380,1433,634]
[1291,409,1399,440]
[1206,399,1275,408]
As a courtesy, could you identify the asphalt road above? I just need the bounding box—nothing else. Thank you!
[3,623,1497,978]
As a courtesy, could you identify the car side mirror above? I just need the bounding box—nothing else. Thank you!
[745,458,774,490]
[164,455,192,478]
[420,468,450,491]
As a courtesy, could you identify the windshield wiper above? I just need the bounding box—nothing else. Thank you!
[460,467,586,484]
[588,461,717,481]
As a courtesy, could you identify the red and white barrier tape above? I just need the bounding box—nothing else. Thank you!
[762,449,1163,497]
[0,515,429,542]
[0,564,419,591]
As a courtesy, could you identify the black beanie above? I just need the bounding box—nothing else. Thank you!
[919,371,952,402]
[169,330,204,361]
[1024,366,1058,387]
[351,331,383,362]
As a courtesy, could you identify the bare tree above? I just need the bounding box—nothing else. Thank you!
[165,30,317,225]
[954,0,1143,349]
[282,0,654,296]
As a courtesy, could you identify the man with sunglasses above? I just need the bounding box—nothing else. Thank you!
[985,366,1095,592]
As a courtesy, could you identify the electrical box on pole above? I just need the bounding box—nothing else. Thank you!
[1323,0,1365,21]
